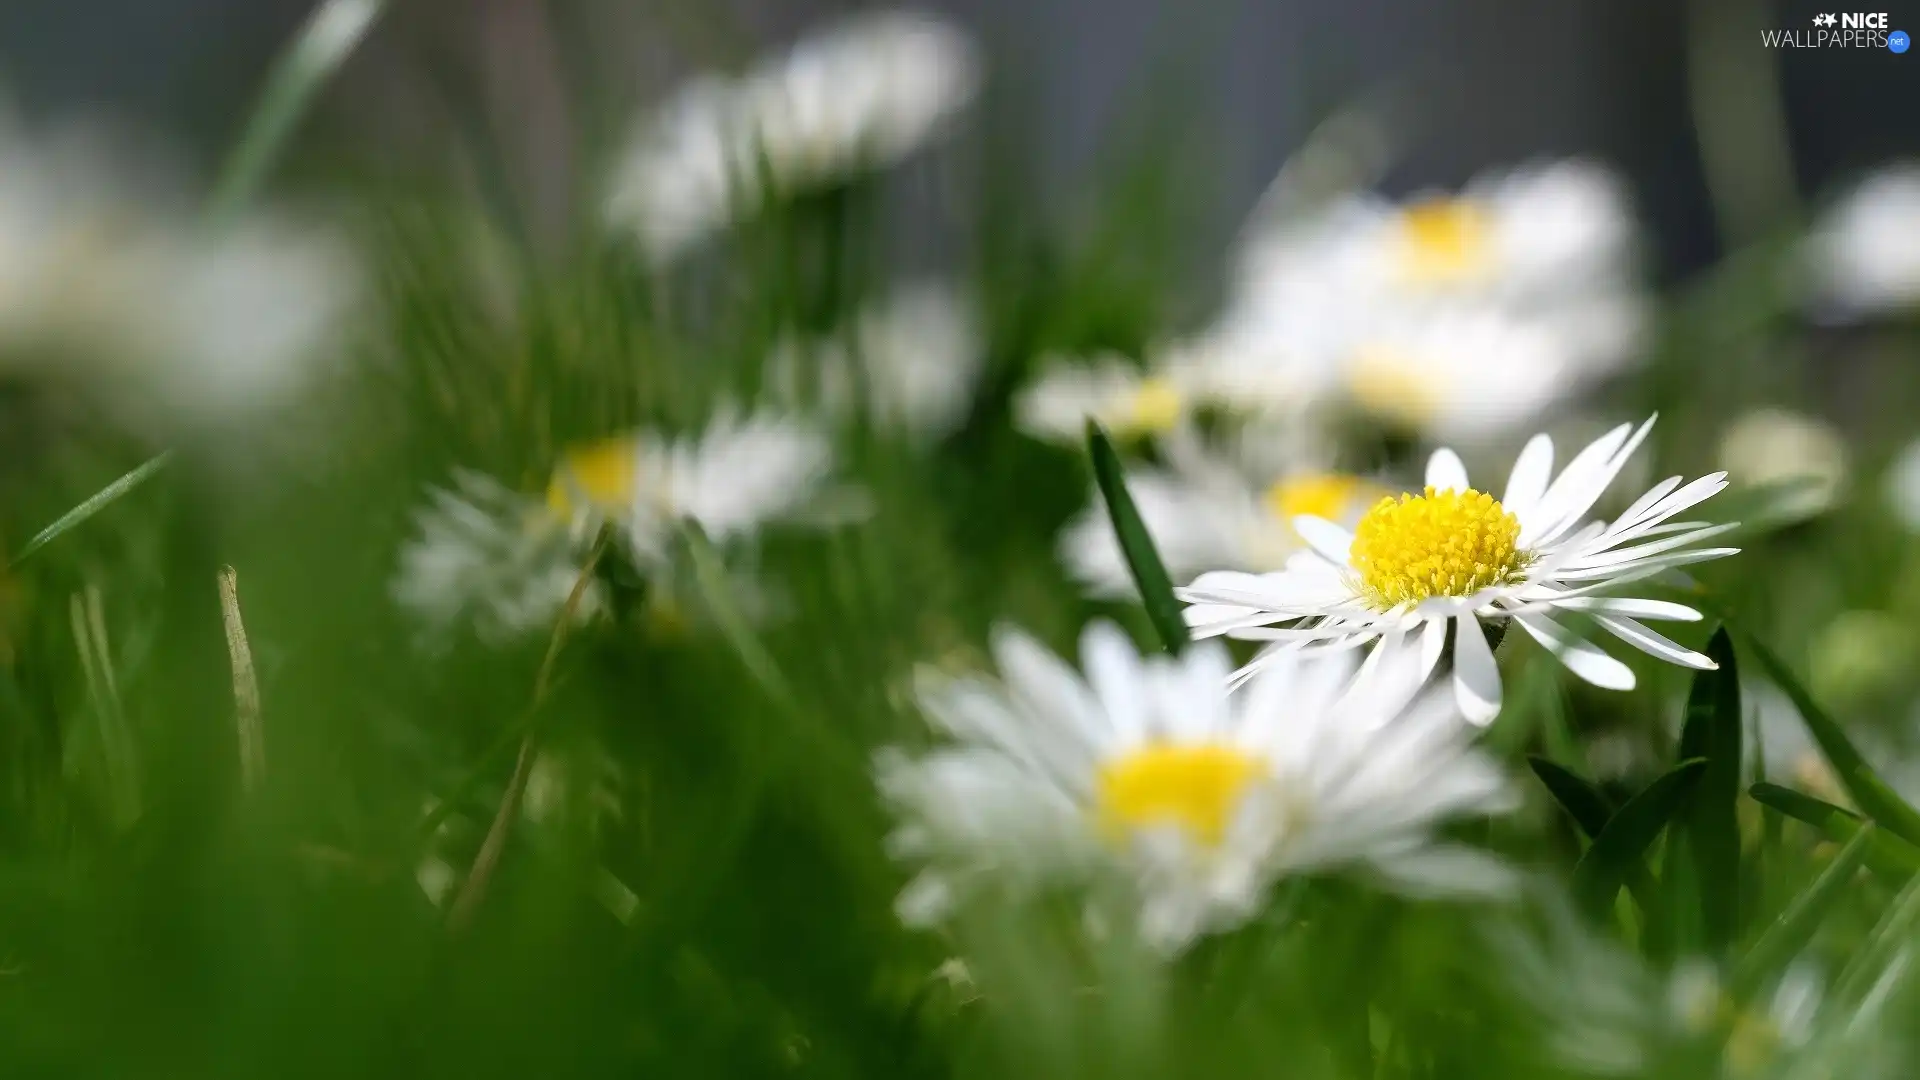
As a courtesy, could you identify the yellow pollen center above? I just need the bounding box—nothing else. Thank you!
[545,439,638,519]
[1265,473,1378,526]
[1349,486,1526,609]
[1397,197,1492,283]
[1094,743,1267,847]
[1110,377,1185,436]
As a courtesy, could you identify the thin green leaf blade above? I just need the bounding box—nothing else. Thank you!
[13,452,174,565]
[1572,759,1708,919]
[1732,626,1920,848]
[1528,757,1615,839]
[1673,628,1743,951]
[1749,783,1920,880]
[209,0,386,219]
[1735,824,1876,991]
[1085,421,1189,655]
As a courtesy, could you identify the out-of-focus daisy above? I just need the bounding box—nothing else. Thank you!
[1211,159,1645,437]
[1883,436,1920,533]
[394,409,856,642]
[392,470,603,646]
[1061,431,1387,596]
[1015,352,1199,445]
[1179,417,1739,724]
[1806,163,1920,318]
[1717,408,1849,524]
[876,621,1515,953]
[767,281,983,442]
[605,11,980,262]
[0,111,359,435]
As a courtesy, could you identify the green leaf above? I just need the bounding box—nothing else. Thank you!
[1749,783,1920,880]
[1731,626,1920,848]
[1085,421,1189,655]
[1572,759,1708,919]
[1672,628,1743,952]
[12,452,174,566]
[208,0,386,219]
[1528,757,1615,838]
[1734,824,1876,991]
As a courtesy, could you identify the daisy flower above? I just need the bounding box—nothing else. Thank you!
[1014,352,1198,445]
[1805,162,1920,319]
[394,408,855,642]
[1716,408,1849,524]
[1060,429,1387,596]
[876,621,1515,953]
[605,11,980,262]
[766,281,983,443]
[1178,417,1740,724]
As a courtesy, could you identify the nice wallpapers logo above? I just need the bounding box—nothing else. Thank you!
[1763,11,1911,49]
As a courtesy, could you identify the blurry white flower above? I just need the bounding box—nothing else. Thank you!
[1061,431,1387,596]
[1883,436,1920,532]
[876,621,1515,953]
[1210,159,1646,438]
[1718,408,1849,524]
[546,409,864,564]
[1015,353,1197,445]
[0,112,359,434]
[392,470,604,646]
[768,282,983,442]
[1181,417,1738,724]
[606,11,980,262]
[394,408,856,643]
[1806,163,1920,318]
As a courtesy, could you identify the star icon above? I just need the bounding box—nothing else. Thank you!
[1814,12,1838,26]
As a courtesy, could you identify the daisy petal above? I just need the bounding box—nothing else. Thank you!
[1514,613,1637,691]
[1501,433,1554,522]
[1451,615,1502,725]
[1533,596,1703,622]
[1293,516,1357,566]
[1594,616,1717,670]
[1426,448,1470,493]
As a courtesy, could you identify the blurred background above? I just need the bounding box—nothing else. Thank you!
[0,1,1916,1077]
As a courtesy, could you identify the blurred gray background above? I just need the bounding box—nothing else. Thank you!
[3,0,1914,277]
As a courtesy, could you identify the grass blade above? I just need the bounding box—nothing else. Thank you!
[1528,757,1615,838]
[1672,628,1743,951]
[208,0,386,219]
[1085,421,1188,655]
[1731,625,1920,848]
[13,452,174,566]
[1749,783,1920,879]
[1572,759,1707,919]
[1734,824,1875,991]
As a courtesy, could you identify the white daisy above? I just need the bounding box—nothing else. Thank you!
[392,470,603,646]
[1014,352,1199,445]
[876,621,1516,953]
[1179,417,1740,724]
[1806,163,1920,318]
[766,281,983,443]
[1061,431,1387,596]
[605,11,980,262]
[1204,159,1646,435]
[0,111,359,435]
[394,409,854,642]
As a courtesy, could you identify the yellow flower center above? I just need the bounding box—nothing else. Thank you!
[1349,486,1527,609]
[1348,348,1441,428]
[1397,197,1492,283]
[546,438,638,519]
[1109,377,1185,437]
[1265,473,1378,525]
[1094,743,1267,847]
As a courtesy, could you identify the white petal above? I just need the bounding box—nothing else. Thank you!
[1521,421,1633,545]
[1426,448,1471,493]
[1534,596,1703,622]
[1594,616,1717,670]
[1419,616,1448,683]
[1502,433,1554,523]
[1514,613,1637,691]
[1451,615,1503,725]
[1533,416,1657,547]
[1080,621,1146,747]
[1548,547,1740,583]
[1293,516,1357,566]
